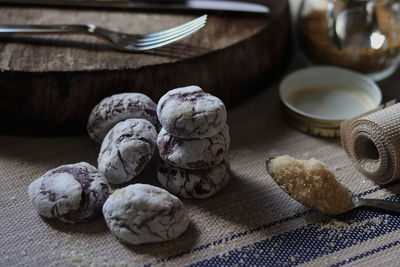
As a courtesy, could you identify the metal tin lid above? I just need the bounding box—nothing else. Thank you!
[279,66,382,138]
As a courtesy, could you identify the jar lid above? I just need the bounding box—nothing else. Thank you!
[279,66,382,138]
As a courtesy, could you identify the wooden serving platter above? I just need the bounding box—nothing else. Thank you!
[0,1,291,135]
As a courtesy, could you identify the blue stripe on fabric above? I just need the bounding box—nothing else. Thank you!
[189,194,400,267]
[146,211,311,266]
[144,182,399,266]
[331,240,400,267]
[354,185,385,198]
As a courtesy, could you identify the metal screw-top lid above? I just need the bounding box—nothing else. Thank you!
[279,66,382,138]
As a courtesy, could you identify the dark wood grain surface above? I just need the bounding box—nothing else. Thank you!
[0,1,291,135]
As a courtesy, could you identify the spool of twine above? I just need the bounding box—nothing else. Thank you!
[340,99,400,184]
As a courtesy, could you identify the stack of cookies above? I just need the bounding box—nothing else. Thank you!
[156,86,231,199]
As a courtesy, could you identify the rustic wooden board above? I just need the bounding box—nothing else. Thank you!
[0,1,291,135]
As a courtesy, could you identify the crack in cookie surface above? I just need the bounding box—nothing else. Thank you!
[102,184,189,245]
[98,119,157,184]
[157,160,231,199]
[28,162,110,223]
[157,124,230,169]
[157,86,227,138]
[87,93,159,143]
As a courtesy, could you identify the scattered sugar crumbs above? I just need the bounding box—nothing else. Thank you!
[318,215,389,230]
[45,228,130,267]
[315,214,390,240]
[268,155,353,214]
[62,251,130,267]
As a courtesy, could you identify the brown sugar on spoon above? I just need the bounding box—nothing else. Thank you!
[267,155,354,215]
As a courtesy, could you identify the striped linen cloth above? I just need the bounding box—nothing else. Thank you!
[1,74,400,266]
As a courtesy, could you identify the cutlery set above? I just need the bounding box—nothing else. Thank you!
[0,0,270,51]
[0,15,208,51]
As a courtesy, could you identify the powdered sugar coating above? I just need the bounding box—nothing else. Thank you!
[87,93,159,143]
[102,183,189,245]
[157,86,227,138]
[98,119,157,184]
[28,162,110,223]
[157,123,230,169]
[157,160,231,199]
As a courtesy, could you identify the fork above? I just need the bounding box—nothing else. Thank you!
[0,14,207,51]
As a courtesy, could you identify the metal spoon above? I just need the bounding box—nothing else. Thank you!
[327,0,386,50]
[265,157,400,215]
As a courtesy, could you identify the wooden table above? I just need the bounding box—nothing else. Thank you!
[0,1,291,135]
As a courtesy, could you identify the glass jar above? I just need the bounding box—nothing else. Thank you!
[296,0,400,80]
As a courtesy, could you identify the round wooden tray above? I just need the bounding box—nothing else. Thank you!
[0,1,291,135]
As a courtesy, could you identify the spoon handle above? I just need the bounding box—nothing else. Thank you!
[356,198,400,213]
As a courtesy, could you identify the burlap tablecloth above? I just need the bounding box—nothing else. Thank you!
[1,59,400,266]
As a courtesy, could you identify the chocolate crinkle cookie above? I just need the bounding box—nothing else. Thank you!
[98,118,157,184]
[102,183,189,245]
[157,86,227,138]
[28,162,110,223]
[157,160,231,199]
[87,93,159,143]
[157,123,230,169]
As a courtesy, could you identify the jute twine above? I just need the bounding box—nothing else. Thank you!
[341,100,400,184]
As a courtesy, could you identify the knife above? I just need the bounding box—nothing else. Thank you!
[0,0,270,15]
